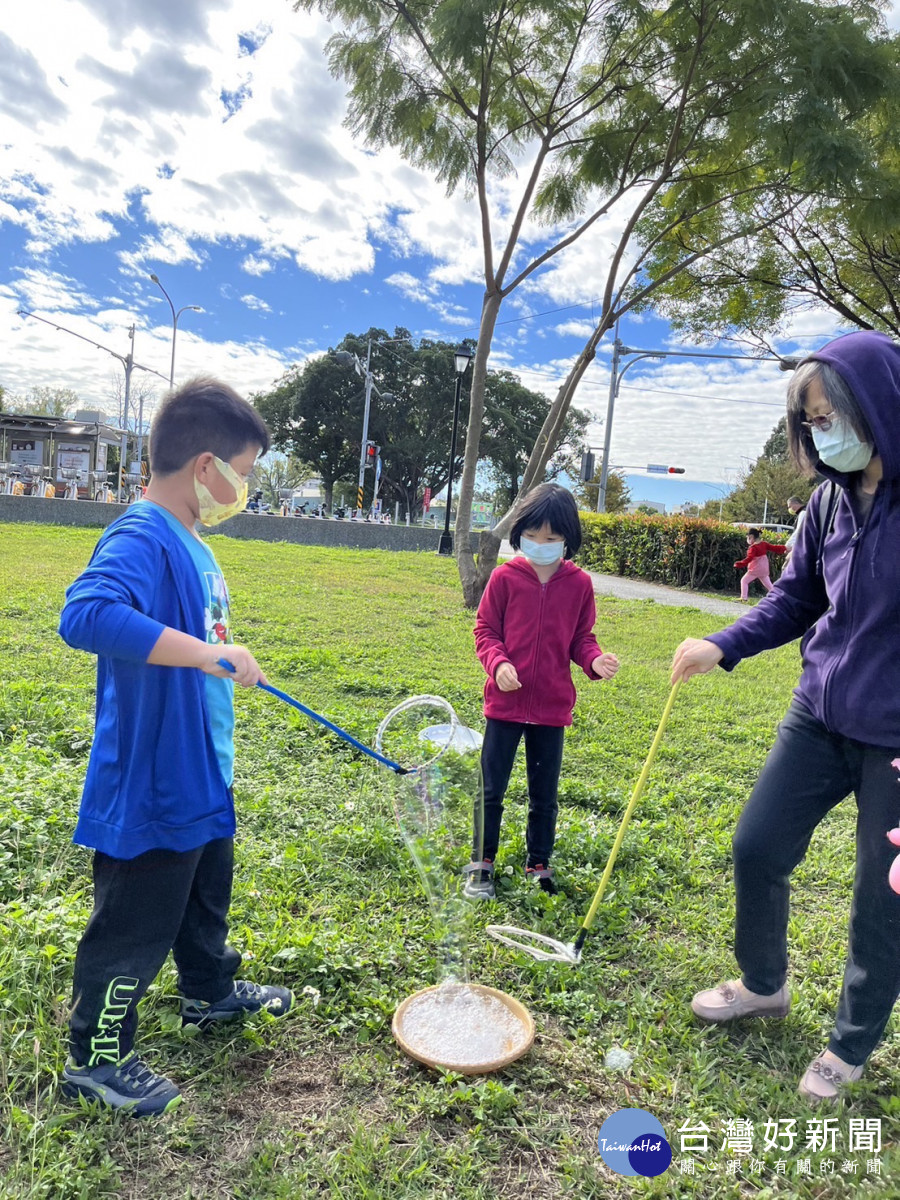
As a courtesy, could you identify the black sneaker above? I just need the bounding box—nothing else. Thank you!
[463,858,496,900]
[526,863,559,895]
[180,980,294,1031]
[61,1054,182,1118]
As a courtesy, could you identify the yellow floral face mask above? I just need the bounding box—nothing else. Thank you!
[194,455,249,527]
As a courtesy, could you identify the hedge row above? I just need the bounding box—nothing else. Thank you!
[577,513,787,593]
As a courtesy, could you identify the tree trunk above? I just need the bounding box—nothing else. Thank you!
[458,312,616,608]
[456,291,503,607]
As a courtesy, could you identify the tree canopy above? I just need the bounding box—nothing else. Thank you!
[3,386,79,417]
[297,0,900,603]
[645,64,900,342]
[254,328,586,515]
[708,417,815,523]
[574,467,630,514]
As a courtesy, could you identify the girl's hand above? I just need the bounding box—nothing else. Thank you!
[670,638,723,684]
[591,653,619,680]
[495,662,521,692]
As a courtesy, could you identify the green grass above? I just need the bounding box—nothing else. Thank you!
[0,523,896,1199]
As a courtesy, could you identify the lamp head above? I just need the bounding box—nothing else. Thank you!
[335,350,354,366]
[150,273,160,283]
[454,346,475,375]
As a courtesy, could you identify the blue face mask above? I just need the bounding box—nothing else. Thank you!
[811,417,873,473]
[520,536,565,566]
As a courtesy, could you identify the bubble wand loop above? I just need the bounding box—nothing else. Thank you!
[488,680,682,965]
[216,659,409,774]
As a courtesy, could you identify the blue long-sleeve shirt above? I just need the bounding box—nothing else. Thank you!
[59,502,235,858]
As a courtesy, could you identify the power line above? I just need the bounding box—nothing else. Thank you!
[619,382,784,408]
[510,362,785,407]
[447,298,599,338]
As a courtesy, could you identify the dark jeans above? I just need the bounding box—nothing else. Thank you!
[69,836,240,1066]
[478,719,565,867]
[733,702,900,1064]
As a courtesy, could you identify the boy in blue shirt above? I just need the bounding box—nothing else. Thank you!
[59,377,292,1118]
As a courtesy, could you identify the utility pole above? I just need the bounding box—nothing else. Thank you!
[17,310,169,500]
[358,340,373,515]
[335,340,395,517]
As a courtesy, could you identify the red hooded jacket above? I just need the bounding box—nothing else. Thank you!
[734,541,787,569]
[474,557,603,727]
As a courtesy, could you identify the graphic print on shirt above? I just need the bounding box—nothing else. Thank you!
[201,570,232,645]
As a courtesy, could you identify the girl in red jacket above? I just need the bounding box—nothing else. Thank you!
[734,528,786,601]
[464,484,619,900]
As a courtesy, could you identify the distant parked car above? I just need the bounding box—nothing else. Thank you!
[731,522,793,536]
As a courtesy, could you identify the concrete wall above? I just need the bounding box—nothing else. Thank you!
[0,495,453,552]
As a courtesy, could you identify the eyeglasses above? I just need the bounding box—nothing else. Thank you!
[800,410,837,432]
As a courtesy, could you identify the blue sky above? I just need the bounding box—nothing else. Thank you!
[3,0,897,509]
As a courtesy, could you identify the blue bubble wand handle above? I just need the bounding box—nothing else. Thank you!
[216,658,408,774]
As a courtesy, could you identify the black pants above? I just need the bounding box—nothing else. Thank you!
[69,837,240,1066]
[479,719,565,866]
[733,702,900,1064]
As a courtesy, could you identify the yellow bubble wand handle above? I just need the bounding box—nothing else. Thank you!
[570,680,681,958]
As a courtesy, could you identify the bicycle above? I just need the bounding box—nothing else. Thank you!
[23,464,56,499]
[92,472,116,503]
[123,472,145,504]
[0,462,26,496]
[60,467,83,501]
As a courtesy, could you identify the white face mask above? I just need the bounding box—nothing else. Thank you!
[811,417,873,473]
[520,536,565,566]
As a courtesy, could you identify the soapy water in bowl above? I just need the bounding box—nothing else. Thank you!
[398,981,530,1067]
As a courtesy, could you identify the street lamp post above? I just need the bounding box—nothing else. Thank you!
[148,273,200,484]
[596,339,793,513]
[335,341,395,517]
[438,347,475,556]
[149,274,201,388]
[693,480,736,519]
[597,338,664,512]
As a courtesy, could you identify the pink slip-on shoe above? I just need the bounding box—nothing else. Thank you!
[691,979,791,1022]
[799,1051,864,1103]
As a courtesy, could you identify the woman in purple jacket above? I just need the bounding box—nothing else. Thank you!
[671,331,900,1102]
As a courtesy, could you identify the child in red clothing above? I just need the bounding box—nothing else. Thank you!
[464,484,619,900]
[734,527,787,601]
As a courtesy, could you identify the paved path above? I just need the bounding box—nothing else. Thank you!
[498,539,745,620]
[584,570,746,619]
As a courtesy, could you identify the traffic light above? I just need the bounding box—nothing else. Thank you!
[667,466,685,474]
[365,442,379,465]
[579,451,595,482]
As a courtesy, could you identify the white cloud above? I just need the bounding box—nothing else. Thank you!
[553,319,597,339]
[384,271,476,329]
[1,272,290,409]
[241,254,273,276]
[119,231,207,276]
[240,293,271,312]
[499,345,792,484]
[0,0,465,286]
[385,272,434,304]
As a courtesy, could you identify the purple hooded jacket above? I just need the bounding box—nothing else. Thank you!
[706,331,900,750]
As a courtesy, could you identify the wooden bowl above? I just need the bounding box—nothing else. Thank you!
[392,982,535,1075]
